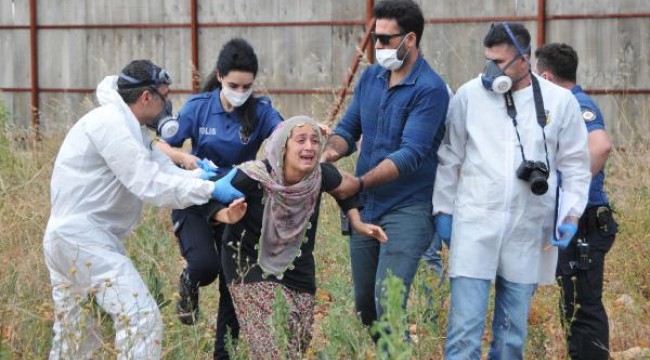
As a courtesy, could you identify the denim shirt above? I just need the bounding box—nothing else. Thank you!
[334,55,449,221]
[571,85,609,206]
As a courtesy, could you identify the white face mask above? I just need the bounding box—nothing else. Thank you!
[222,86,253,108]
[375,36,409,71]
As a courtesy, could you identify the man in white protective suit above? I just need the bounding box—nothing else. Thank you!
[43,59,245,360]
[432,23,591,360]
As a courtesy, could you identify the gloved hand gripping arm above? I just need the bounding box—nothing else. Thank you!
[211,168,244,203]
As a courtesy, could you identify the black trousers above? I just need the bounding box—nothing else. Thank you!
[172,208,239,359]
[556,206,617,360]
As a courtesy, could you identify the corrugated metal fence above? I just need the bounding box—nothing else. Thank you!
[1,0,649,145]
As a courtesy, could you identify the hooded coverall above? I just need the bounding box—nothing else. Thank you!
[43,76,215,359]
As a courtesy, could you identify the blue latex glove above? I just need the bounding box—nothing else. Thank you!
[551,223,578,249]
[435,213,453,247]
[196,159,219,172]
[211,168,244,203]
[198,170,217,180]
[196,159,219,180]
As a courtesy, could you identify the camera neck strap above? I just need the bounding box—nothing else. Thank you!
[503,73,550,170]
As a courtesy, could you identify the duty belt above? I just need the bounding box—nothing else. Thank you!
[581,205,611,235]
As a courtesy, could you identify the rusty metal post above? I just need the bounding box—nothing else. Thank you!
[537,0,546,48]
[190,0,200,93]
[366,0,375,64]
[29,0,40,142]
[327,16,375,125]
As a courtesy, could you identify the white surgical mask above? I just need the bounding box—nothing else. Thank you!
[222,86,252,108]
[375,36,409,71]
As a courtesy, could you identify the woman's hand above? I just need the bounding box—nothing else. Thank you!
[213,198,248,224]
[346,209,387,243]
[179,153,201,170]
[318,123,332,137]
[352,221,388,243]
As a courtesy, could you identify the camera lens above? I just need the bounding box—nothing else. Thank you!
[530,170,548,195]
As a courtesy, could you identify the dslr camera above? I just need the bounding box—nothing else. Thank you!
[516,160,549,195]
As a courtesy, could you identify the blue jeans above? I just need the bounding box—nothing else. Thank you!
[446,276,537,360]
[422,232,443,277]
[349,202,433,328]
[420,232,445,323]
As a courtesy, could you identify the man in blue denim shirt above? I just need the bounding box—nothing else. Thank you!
[322,0,449,337]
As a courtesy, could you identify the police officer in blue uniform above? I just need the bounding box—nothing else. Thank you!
[535,43,618,360]
[157,38,283,359]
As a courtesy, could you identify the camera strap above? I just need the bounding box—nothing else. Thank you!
[504,91,527,161]
[502,73,550,169]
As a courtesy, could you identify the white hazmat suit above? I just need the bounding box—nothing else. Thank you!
[43,76,215,359]
[433,74,591,285]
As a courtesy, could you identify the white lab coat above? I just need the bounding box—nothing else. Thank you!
[433,74,590,285]
[43,76,214,359]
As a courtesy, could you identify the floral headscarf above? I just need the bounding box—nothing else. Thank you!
[237,115,325,278]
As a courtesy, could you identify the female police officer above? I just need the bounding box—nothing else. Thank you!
[156,38,282,359]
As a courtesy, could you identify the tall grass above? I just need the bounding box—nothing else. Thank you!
[0,92,648,359]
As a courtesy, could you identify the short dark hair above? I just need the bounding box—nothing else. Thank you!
[117,59,162,104]
[483,22,531,56]
[374,0,424,48]
[534,43,578,82]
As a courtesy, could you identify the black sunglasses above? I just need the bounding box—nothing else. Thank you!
[371,31,406,46]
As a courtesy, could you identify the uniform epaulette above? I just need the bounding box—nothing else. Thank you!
[257,96,272,106]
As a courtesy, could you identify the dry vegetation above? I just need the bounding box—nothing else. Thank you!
[0,94,648,359]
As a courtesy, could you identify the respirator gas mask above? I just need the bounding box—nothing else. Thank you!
[480,57,521,94]
[148,92,179,140]
[118,66,180,141]
[480,23,531,94]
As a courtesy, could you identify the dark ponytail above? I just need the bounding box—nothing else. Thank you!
[201,69,221,93]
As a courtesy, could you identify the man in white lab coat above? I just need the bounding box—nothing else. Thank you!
[432,24,591,359]
[43,60,243,360]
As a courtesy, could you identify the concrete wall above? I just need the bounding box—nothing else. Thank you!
[1,0,648,145]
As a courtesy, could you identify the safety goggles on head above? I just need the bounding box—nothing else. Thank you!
[371,31,406,46]
[118,66,173,89]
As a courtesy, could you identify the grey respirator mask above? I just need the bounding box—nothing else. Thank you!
[149,96,179,140]
[118,65,180,141]
[480,22,531,94]
[481,57,520,94]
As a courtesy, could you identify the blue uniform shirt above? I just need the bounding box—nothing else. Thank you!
[572,85,609,206]
[165,90,283,169]
[334,55,449,222]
